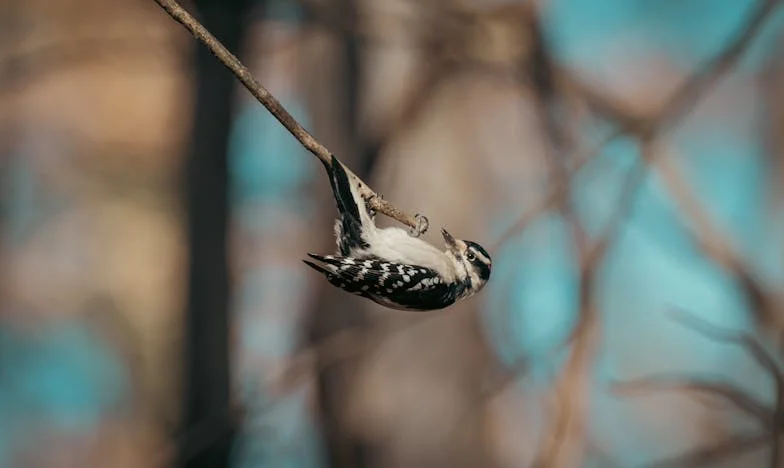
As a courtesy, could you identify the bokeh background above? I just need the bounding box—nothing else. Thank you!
[1,0,784,467]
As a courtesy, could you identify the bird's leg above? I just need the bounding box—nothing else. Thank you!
[365,192,383,219]
[362,188,428,237]
[408,213,429,237]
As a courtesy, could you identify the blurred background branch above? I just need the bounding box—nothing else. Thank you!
[615,308,784,466]
[1,0,783,467]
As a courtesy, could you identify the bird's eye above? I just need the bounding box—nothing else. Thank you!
[466,251,476,261]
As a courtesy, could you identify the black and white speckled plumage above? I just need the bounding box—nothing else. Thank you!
[304,154,492,311]
[303,254,471,310]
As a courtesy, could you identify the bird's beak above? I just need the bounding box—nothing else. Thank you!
[441,228,459,254]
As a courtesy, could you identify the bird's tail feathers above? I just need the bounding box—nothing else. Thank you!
[325,155,370,254]
[306,252,336,264]
[303,254,337,276]
[303,260,329,275]
[327,155,363,222]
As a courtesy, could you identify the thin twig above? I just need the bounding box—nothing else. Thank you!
[653,0,780,130]
[667,308,783,389]
[668,308,784,467]
[151,0,427,234]
[583,138,652,269]
[613,375,771,424]
[615,309,784,467]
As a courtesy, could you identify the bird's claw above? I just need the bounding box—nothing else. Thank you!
[367,193,383,218]
[409,213,429,237]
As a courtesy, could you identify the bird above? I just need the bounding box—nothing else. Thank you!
[303,155,492,311]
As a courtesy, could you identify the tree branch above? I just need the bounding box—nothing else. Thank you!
[613,375,772,424]
[151,0,428,234]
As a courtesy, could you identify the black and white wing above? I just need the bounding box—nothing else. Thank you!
[303,254,467,311]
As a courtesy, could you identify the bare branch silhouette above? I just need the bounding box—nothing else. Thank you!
[614,375,770,424]
[668,309,782,381]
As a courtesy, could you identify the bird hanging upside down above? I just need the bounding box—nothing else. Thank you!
[303,155,492,311]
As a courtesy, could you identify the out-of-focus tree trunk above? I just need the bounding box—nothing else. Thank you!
[302,1,500,466]
[179,0,250,466]
[306,0,375,466]
[764,34,784,206]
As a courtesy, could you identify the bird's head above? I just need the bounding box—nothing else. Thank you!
[441,228,492,294]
